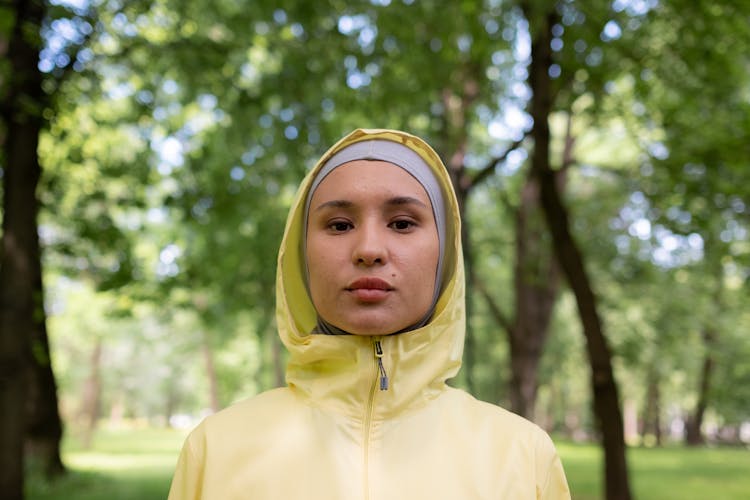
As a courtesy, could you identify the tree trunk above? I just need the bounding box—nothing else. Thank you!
[25,298,65,474]
[685,327,716,445]
[508,173,561,419]
[522,4,632,499]
[258,314,285,390]
[459,197,478,394]
[272,334,285,388]
[1,0,57,496]
[164,379,179,427]
[440,91,477,395]
[201,330,221,413]
[79,337,103,449]
[642,370,662,446]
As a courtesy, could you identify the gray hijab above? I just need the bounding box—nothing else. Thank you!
[303,139,447,335]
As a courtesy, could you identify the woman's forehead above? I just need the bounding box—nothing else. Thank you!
[309,159,432,206]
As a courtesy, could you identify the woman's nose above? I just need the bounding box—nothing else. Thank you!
[352,223,386,266]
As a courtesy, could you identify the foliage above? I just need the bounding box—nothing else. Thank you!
[18,0,750,460]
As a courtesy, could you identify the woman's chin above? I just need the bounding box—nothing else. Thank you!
[331,317,405,336]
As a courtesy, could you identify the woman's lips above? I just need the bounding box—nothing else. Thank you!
[346,277,393,302]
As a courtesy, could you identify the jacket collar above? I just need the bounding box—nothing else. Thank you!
[284,275,464,420]
[275,128,465,420]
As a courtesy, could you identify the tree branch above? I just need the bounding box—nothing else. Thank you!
[471,271,513,335]
[466,133,528,193]
[561,111,576,171]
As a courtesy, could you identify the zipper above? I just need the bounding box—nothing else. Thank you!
[374,339,389,391]
[364,338,388,500]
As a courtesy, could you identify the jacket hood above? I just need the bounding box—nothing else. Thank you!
[275,128,465,417]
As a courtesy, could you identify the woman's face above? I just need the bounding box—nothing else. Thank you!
[306,160,440,335]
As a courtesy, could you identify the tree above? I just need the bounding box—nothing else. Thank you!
[0,1,65,496]
[25,5,750,500]
[521,2,632,498]
[613,0,750,444]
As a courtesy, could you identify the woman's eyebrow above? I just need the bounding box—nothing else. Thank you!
[385,196,429,209]
[314,196,428,211]
[314,199,354,211]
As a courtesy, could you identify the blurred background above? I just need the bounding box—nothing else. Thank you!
[1,0,749,499]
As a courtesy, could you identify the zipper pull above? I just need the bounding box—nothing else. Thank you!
[374,340,389,391]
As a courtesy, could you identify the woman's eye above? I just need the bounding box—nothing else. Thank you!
[329,221,352,232]
[390,219,415,231]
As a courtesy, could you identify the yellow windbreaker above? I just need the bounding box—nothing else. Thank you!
[168,129,571,500]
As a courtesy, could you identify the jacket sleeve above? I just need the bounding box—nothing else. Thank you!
[168,431,205,500]
[536,432,572,500]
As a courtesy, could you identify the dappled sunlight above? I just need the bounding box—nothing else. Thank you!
[5,1,750,499]
[65,452,176,473]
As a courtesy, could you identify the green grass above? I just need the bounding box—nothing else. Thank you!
[558,440,750,500]
[27,426,187,500]
[27,428,750,499]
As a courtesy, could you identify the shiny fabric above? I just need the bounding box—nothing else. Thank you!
[168,129,571,500]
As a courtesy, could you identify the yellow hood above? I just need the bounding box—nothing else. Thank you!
[275,128,465,417]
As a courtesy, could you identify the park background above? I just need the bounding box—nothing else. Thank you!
[1,0,749,499]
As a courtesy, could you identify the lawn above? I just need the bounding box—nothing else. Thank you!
[27,426,188,500]
[558,440,750,500]
[26,428,750,499]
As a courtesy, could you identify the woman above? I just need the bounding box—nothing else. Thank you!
[168,128,570,499]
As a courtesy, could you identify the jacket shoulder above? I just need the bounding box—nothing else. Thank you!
[439,388,570,498]
[186,388,300,445]
[442,388,543,430]
[438,388,560,457]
